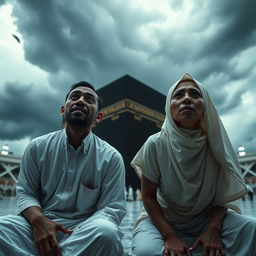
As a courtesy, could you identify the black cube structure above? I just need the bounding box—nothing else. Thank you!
[94,75,166,189]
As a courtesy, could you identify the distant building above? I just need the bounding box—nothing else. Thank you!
[94,75,166,189]
[237,152,256,190]
[0,154,21,196]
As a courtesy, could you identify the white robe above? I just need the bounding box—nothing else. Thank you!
[131,73,256,255]
[0,130,126,256]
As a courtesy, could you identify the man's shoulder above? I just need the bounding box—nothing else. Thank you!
[31,130,63,147]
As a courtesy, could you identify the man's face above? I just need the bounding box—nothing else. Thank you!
[170,81,204,130]
[61,86,101,127]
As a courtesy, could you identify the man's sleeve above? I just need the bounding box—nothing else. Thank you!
[16,140,41,214]
[94,152,126,225]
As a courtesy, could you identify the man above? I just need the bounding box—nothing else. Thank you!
[0,81,126,256]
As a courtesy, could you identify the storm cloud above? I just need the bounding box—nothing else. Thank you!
[0,81,62,140]
[0,0,256,154]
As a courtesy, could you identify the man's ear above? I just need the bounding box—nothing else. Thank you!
[60,106,65,117]
[95,112,103,123]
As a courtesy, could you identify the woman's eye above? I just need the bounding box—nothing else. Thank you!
[173,93,183,99]
[191,92,201,98]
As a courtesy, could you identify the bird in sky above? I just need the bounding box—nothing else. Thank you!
[12,34,21,43]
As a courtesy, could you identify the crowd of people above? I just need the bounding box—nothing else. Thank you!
[125,186,142,201]
[0,75,255,256]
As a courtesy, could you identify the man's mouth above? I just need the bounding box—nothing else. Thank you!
[71,107,87,114]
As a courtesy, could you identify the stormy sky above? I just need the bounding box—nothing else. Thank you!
[0,0,256,155]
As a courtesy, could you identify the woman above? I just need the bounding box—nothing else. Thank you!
[131,74,256,256]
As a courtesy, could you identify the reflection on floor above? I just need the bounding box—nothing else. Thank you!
[120,201,143,253]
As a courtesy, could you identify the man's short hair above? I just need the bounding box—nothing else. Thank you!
[65,81,103,111]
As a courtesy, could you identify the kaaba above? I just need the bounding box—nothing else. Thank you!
[94,75,166,189]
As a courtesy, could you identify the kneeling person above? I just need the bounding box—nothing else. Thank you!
[0,81,126,256]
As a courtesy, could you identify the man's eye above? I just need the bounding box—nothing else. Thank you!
[86,97,94,103]
[70,95,79,100]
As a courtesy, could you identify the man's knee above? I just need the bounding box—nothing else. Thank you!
[94,218,120,243]
[0,216,16,235]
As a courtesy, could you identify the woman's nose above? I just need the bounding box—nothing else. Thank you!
[182,93,192,103]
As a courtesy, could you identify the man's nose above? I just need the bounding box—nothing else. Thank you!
[76,96,86,105]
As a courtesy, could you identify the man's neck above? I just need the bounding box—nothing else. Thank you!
[65,124,91,149]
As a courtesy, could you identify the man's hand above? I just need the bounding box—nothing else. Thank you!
[163,233,192,256]
[22,206,73,255]
[32,215,73,256]
[189,225,225,256]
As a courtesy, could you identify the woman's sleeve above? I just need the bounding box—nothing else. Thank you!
[140,137,161,184]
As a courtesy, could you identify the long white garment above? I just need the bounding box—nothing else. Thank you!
[17,129,126,224]
[131,73,246,223]
[132,211,256,256]
[0,214,126,256]
[0,129,126,255]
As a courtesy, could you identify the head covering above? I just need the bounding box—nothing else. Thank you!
[131,73,246,222]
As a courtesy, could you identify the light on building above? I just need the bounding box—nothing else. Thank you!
[238,146,246,157]
[1,145,10,155]
[239,151,246,157]
[2,145,9,151]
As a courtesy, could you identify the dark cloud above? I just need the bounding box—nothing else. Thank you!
[11,0,167,90]
[192,1,256,81]
[0,82,62,140]
[0,0,255,152]
[233,119,256,153]
[11,1,155,83]
[10,0,256,86]
[11,0,255,95]
[201,0,256,57]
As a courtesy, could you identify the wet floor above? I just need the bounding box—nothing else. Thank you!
[0,198,255,253]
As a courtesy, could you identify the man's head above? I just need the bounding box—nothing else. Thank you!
[61,81,103,128]
[65,81,102,111]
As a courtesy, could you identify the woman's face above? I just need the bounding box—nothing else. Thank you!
[170,81,204,130]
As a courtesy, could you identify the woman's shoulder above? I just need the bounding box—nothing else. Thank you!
[145,131,168,149]
[146,131,161,144]
[148,130,169,142]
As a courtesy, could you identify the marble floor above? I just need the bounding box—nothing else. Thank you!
[0,198,255,253]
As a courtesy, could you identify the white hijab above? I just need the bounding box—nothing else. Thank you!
[131,74,246,221]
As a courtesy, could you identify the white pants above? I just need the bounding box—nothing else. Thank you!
[132,211,256,256]
[0,214,125,256]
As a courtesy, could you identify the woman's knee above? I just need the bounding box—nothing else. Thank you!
[133,243,163,256]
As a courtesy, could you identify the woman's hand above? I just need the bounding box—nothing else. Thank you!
[141,175,192,256]
[189,224,225,256]
[163,233,192,256]
[189,205,226,256]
